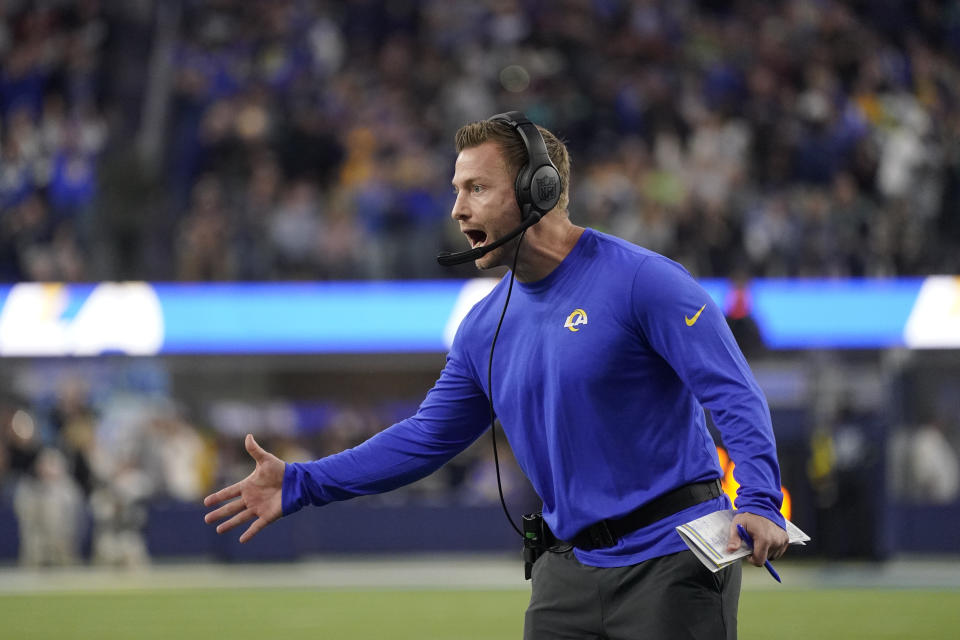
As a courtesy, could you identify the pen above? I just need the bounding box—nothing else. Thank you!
[736,524,782,583]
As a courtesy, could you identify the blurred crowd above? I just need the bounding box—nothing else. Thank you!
[0,0,108,281]
[0,361,528,566]
[1,0,960,284]
[2,357,956,566]
[0,363,209,566]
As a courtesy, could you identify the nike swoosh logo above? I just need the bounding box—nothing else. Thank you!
[685,304,707,326]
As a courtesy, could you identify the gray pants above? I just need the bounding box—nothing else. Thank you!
[524,549,741,640]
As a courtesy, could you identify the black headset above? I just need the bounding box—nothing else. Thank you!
[436,111,563,266]
[488,110,563,219]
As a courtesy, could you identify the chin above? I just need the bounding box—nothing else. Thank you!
[473,256,495,271]
[478,237,523,270]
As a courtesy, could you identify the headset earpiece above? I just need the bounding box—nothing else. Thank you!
[488,111,562,219]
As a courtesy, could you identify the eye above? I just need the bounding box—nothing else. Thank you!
[472,184,484,193]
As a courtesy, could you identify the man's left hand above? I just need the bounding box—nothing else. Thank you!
[726,511,789,567]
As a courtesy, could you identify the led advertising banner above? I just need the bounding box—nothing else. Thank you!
[0,277,955,356]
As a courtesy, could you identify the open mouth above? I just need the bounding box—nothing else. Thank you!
[465,229,487,248]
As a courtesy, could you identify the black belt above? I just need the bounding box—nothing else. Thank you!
[565,479,723,551]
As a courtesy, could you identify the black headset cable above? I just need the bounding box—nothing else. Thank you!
[487,228,527,538]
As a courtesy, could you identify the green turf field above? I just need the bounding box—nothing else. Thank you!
[2,588,959,639]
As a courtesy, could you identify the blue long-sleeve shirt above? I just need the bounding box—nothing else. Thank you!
[283,228,785,567]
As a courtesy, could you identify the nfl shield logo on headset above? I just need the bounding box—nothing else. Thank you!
[536,175,557,202]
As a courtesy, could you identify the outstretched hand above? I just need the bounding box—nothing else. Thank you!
[204,434,285,543]
[726,511,789,567]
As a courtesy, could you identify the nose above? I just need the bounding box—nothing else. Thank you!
[451,191,469,221]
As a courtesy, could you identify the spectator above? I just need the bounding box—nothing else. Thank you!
[13,447,85,566]
[176,174,236,281]
[7,1,960,283]
[889,414,960,505]
[145,405,207,502]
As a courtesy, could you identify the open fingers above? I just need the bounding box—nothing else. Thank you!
[239,517,269,544]
[204,498,246,524]
[216,507,256,535]
[204,481,243,508]
[245,433,267,463]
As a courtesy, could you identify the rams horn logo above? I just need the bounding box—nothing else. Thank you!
[564,308,588,332]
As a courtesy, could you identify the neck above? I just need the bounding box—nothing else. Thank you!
[513,215,584,282]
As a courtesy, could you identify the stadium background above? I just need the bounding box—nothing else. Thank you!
[1,0,959,638]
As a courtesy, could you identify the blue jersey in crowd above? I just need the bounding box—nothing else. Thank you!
[283,228,785,567]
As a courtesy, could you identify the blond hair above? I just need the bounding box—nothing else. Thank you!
[455,119,570,212]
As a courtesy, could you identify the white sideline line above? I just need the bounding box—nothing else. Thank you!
[0,554,527,593]
[1,555,959,594]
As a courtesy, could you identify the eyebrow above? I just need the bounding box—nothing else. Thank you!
[451,175,483,189]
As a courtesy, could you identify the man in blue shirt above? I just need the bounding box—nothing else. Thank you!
[204,114,789,639]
